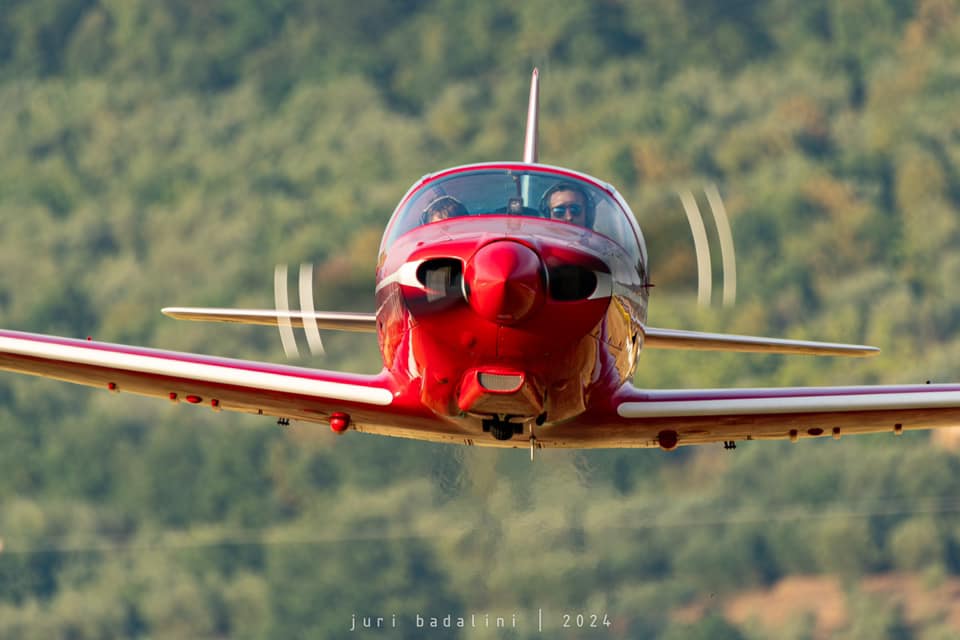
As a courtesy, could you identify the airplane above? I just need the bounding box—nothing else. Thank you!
[3,69,960,460]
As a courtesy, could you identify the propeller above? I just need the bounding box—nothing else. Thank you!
[273,264,299,358]
[273,263,326,358]
[298,263,325,355]
[679,185,737,308]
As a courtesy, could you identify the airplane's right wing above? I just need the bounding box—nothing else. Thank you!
[162,307,377,332]
[536,383,960,449]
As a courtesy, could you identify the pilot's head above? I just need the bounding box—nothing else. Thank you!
[540,182,594,228]
[421,196,468,224]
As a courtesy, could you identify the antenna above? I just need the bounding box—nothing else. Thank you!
[523,68,540,163]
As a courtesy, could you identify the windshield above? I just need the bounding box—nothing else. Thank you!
[383,167,644,261]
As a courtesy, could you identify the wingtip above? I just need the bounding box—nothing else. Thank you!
[160,307,192,319]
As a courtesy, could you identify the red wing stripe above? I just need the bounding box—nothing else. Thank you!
[618,390,960,418]
[0,335,393,406]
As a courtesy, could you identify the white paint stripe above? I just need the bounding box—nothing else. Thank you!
[375,260,424,294]
[588,272,613,300]
[618,391,960,418]
[0,335,393,406]
[274,264,299,358]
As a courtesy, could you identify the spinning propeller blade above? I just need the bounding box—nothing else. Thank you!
[273,263,326,358]
[298,263,325,355]
[679,186,737,307]
[679,190,712,307]
[274,264,300,358]
[705,184,737,307]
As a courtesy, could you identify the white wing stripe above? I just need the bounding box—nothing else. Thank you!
[0,336,393,406]
[618,391,960,418]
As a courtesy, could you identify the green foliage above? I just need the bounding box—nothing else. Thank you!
[662,613,747,640]
[2,0,960,637]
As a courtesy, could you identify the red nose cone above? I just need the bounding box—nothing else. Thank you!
[465,241,544,324]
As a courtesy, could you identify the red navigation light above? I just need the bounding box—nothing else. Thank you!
[330,411,350,434]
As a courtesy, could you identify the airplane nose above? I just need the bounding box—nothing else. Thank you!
[465,241,544,324]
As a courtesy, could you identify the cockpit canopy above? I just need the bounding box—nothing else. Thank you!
[382,165,646,264]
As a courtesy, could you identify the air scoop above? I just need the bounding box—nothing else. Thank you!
[465,241,544,325]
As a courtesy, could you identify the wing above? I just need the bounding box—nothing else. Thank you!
[0,329,467,443]
[536,383,960,449]
[162,307,377,332]
[642,326,879,357]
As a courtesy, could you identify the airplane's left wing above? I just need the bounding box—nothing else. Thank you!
[161,308,377,332]
[0,329,466,443]
[539,383,960,449]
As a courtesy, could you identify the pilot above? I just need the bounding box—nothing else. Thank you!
[540,182,594,228]
[420,196,468,224]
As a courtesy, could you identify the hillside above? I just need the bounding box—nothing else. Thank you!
[1,1,960,637]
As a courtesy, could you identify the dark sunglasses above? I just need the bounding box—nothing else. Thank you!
[550,204,583,217]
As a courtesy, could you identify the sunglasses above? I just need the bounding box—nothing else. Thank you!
[550,203,584,217]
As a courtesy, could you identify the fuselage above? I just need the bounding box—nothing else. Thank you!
[375,163,649,430]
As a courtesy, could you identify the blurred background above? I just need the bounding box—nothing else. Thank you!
[1,1,959,637]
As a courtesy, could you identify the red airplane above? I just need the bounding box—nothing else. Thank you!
[3,70,960,458]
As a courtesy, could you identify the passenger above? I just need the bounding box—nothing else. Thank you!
[540,182,594,228]
[420,196,468,224]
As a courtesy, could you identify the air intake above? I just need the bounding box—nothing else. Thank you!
[416,258,463,301]
[548,265,597,301]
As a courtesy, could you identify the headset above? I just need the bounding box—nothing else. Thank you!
[420,196,468,225]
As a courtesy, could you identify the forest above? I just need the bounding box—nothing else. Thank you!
[1,0,960,637]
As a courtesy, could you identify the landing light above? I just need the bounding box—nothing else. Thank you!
[478,372,524,392]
